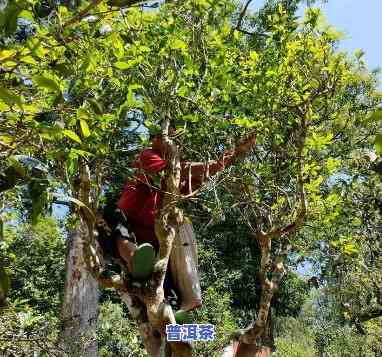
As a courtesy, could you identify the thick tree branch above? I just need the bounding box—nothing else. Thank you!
[235,0,253,31]
[62,0,104,28]
[237,231,273,345]
[236,28,267,37]
[358,307,382,322]
[236,112,308,346]
[269,111,308,238]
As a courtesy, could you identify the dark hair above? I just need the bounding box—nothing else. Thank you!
[149,132,162,140]
[149,124,176,139]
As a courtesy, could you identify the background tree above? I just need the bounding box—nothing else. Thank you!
[1,1,381,356]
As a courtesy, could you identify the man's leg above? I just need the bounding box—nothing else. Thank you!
[116,235,137,272]
[114,224,156,281]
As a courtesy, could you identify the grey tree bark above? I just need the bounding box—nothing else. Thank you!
[60,221,99,356]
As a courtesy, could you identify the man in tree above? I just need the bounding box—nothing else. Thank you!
[107,130,257,312]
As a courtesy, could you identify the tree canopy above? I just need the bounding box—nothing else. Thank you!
[1,0,381,356]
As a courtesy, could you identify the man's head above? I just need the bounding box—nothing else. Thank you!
[149,126,176,151]
[150,133,163,151]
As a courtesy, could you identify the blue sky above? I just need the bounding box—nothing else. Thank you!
[301,0,381,73]
[250,0,381,84]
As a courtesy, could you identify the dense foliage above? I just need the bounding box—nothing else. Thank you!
[1,0,381,356]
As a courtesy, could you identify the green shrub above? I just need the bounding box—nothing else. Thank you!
[274,317,315,357]
[98,300,147,357]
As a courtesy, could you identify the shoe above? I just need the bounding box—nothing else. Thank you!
[179,299,202,312]
[99,263,121,279]
[174,309,193,324]
[131,243,156,281]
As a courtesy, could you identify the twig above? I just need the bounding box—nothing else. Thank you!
[62,0,144,29]
[62,0,104,28]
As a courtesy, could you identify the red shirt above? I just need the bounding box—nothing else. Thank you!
[117,149,166,227]
[117,148,236,248]
[117,149,165,249]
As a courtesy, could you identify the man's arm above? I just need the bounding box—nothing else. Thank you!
[180,132,257,193]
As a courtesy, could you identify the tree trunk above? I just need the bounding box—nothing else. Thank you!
[235,311,273,357]
[222,308,274,357]
[236,344,272,357]
[120,292,166,357]
[60,221,99,356]
[139,322,166,357]
[0,215,3,241]
[222,342,272,357]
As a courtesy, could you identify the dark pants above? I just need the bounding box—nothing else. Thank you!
[98,209,180,308]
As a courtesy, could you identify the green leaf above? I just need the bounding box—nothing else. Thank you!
[129,84,142,90]
[80,119,91,138]
[8,156,27,177]
[53,63,71,77]
[126,86,143,107]
[375,134,382,155]
[0,49,16,61]
[19,10,34,21]
[170,38,187,51]
[111,33,124,58]
[249,51,259,61]
[0,87,23,109]
[0,102,10,111]
[354,49,365,59]
[66,153,78,176]
[26,38,48,59]
[233,117,257,128]
[20,56,37,65]
[178,86,187,97]
[87,98,103,115]
[182,114,199,123]
[28,178,49,225]
[77,108,90,120]
[114,61,131,70]
[114,58,142,70]
[33,76,61,93]
[63,129,82,144]
[70,149,94,157]
[0,134,13,145]
[79,57,90,72]
[368,109,382,122]
[145,120,161,135]
[343,243,359,255]
[326,157,340,174]
[1,3,21,35]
